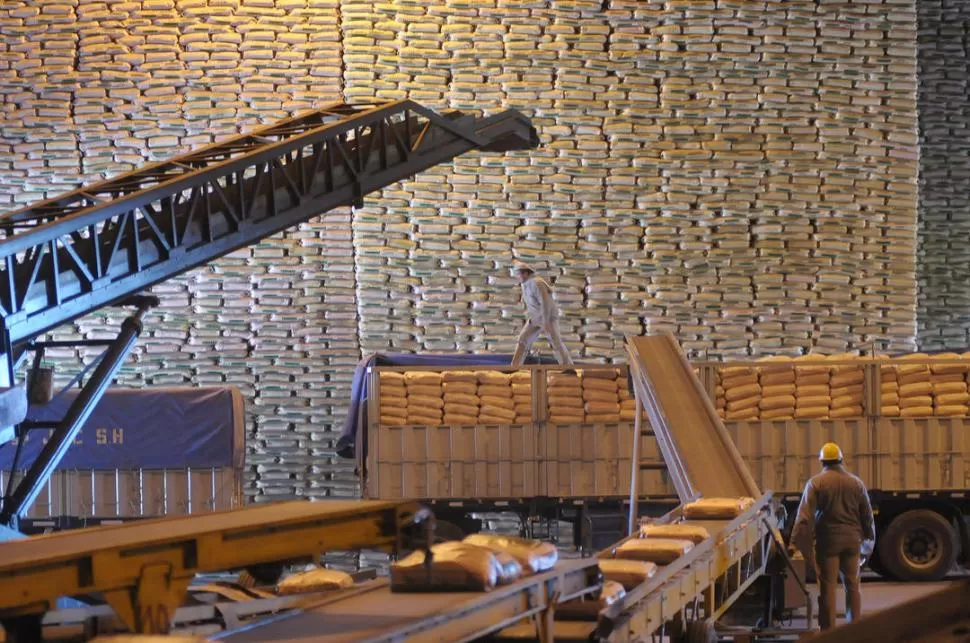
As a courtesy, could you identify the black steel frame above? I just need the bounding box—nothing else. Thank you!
[0,99,538,528]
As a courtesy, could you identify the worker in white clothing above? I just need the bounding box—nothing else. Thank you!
[510,261,574,368]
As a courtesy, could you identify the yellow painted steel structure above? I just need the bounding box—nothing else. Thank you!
[0,499,429,638]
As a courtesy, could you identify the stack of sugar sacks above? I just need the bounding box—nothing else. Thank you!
[828,353,864,419]
[442,370,480,425]
[583,369,621,424]
[477,371,516,425]
[379,372,408,426]
[721,366,760,421]
[405,371,444,426]
[794,354,831,419]
[757,356,796,420]
[878,356,900,416]
[714,369,727,417]
[929,353,969,416]
[619,367,639,421]
[896,354,933,418]
[547,371,584,424]
[510,371,533,423]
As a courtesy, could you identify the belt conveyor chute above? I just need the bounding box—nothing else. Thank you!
[595,493,778,642]
[0,499,430,640]
[625,334,761,502]
[210,558,601,643]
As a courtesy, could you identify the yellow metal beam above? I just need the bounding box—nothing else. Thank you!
[0,499,428,636]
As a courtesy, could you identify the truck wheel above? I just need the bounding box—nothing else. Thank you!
[864,548,895,580]
[878,510,957,582]
[682,619,716,643]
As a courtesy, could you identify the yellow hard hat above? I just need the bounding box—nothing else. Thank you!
[819,442,843,463]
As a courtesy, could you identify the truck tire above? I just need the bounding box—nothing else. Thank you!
[682,619,716,643]
[878,510,957,582]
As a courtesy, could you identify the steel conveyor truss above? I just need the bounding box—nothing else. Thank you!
[0,100,539,527]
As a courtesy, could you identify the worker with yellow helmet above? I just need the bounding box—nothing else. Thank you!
[789,442,876,630]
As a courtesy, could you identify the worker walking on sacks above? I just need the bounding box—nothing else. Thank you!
[509,261,574,368]
[789,442,876,630]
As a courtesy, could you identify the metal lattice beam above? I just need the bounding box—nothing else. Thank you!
[0,99,538,349]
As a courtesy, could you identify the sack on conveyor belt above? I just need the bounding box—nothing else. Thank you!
[558,580,627,620]
[444,370,479,383]
[462,533,559,574]
[597,559,657,590]
[390,542,501,592]
[614,538,693,565]
[683,497,755,520]
[276,568,354,595]
[493,551,524,584]
[639,522,710,544]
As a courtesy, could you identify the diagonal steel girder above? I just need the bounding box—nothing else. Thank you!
[0,99,538,350]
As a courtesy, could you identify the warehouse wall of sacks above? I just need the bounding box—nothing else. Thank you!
[0,0,934,502]
[915,0,970,352]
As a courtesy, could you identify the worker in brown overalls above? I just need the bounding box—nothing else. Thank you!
[789,442,876,630]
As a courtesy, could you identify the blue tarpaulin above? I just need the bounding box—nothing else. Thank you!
[336,352,555,465]
[0,386,245,470]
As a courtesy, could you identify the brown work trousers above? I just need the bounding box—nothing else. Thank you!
[815,548,861,630]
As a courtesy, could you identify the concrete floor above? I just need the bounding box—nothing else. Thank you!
[788,579,954,630]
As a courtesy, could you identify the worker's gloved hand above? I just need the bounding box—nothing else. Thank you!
[861,539,875,557]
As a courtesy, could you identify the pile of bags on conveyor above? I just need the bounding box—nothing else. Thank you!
[378,367,641,427]
[600,497,755,582]
[389,533,559,592]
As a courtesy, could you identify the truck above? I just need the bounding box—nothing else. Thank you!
[340,352,970,583]
[0,386,245,534]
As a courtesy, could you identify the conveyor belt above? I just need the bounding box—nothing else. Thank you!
[625,334,761,501]
[212,559,600,643]
[0,499,428,638]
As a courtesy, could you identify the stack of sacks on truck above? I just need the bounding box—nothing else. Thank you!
[583,369,621,423]
[928,353,969,416]
[511,371,532,422]
[478,371,516,425]
[379,372,408,426]
[442,370,479,425]
[714,369,726,415]
[794,354,831,419]
[619,369,638,421]
[406,371,444,426]
[758,356,796,420]
[721,366,761,421]
[879,356,900,416]
[896,354,933,418]
[547,371,584,424]
[828,353,864,419]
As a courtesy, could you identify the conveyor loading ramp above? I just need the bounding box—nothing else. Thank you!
[0,100,538,527]
[0,499,429,639]
[625,334,761,502]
